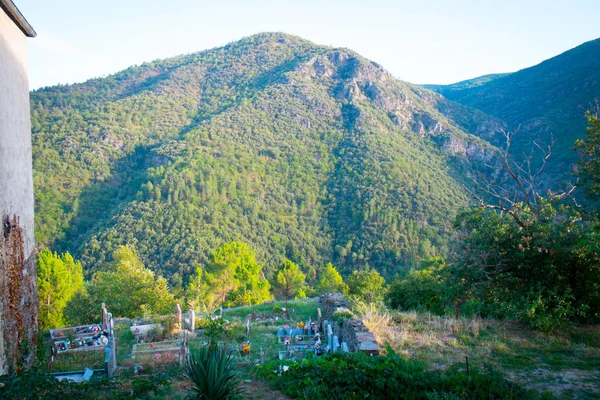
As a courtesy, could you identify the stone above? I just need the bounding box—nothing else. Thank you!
[358,340,380,355]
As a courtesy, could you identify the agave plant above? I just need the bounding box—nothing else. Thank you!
[185,345,243,400]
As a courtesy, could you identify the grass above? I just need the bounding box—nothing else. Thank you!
[355,305,600,399]
[187,299,321,373]
[51,348,105,372]
[223,299,319,323]
[114,321,136,365]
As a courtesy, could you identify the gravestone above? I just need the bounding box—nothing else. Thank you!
[175,303,182,330]
[101,303,108,330]
[188,308,195,331]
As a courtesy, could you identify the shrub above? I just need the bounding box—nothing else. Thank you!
[257,349,551,399]
[332,309,354,325]
[386,258,448,315]
[186,345,243,400]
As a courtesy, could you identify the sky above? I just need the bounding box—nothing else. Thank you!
[16,0,600,90]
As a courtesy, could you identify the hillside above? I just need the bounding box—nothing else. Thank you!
[30,32,498,282]
[424,38,600,181]
[422,73,510,96]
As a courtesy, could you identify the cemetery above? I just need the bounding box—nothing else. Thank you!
[43,294,380,383]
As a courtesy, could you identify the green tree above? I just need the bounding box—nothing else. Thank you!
[206,242,272,307]
[316,263,348,295]
[37,249,85,330]
[450,127,600,329]
[186,267,212,310]
[83,246,174,319]
[575,112,600,207]
[273,260,305,306]
[347,268,385,302]
[386,257,447,315]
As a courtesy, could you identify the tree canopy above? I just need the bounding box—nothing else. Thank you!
[37,249,85,330]
[273,260,305,305]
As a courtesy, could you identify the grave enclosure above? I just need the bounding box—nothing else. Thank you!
[48,304,116,381]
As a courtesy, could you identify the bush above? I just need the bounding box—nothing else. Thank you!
[186,345,243,400]
[332,309,354,325]
[257,349,551,399]
[386,258,448,315]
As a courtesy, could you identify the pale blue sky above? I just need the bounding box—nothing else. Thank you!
[16,0,600,90]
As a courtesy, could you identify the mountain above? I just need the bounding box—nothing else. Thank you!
[422,73,510,96]
[30,33,498,283]
[424,38,600,182]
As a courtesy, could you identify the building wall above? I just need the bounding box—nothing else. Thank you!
[0,7,35,256]
[0,8,38,375]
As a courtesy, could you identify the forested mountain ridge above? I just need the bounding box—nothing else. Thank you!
[423,37,600,181]
[422,73,510,96]
[31,32,500,284]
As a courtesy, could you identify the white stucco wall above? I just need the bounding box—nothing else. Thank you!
[0,7,36,376]
[0,9,35,259]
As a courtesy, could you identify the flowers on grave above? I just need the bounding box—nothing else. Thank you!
[154,353,162,360]
[241,342,251,355]
[164,352,171,358]
[284,336,291,345]
[149,343,155,348]
[296,321,304,329]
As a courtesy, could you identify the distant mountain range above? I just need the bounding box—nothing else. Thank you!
[423,38,600,183]
[30,33,599,283]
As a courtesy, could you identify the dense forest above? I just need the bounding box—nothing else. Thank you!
[424,37,600,181]
[30,32,600,330]
[31,33,498,284]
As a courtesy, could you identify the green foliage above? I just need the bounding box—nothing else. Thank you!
[37,248,85,330]
[346,268,385,302]
[210,242,272,307]
[66,245,175,322]
[386,257,448,315]
[332,309,354,325]
[316,263,348,295]
[272,259,305,305]
[186,267,212,310]
[257,350,549,399]
[575,112,600,205]
[31,33,476,284]
[0,366,175,399]
[427,38,600,182]
[203,316,234,345]
[185,345,243,400]
[185,242,272,308]
[453,201,600,329]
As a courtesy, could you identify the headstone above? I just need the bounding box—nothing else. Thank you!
[332,335,340,351]
[82,368,94,382]
[341,342,349,352]
[101,303,108,330]
[188,308,195,331]
[107,312,113,337]
[176,303,182,329]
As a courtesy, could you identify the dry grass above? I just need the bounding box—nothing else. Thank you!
[352,304,600,398]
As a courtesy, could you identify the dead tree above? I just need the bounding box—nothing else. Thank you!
[466,128,578,229]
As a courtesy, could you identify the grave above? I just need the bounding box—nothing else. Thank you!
[320,293,381,355]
